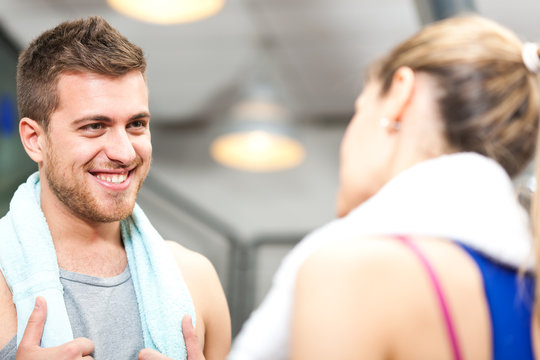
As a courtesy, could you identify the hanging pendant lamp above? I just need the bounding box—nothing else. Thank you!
[210,82,305,173]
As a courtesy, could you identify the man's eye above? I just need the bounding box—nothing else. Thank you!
[128,120,147,128]
[85,123,104,130]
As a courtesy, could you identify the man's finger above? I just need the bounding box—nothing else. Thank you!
[182,315,204,360]
[138,348,170,360]
[138,316,203,360]
[70,337,95,356]
[19,296,47,347]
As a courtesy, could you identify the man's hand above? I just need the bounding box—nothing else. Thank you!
[137,349,171,360]
[16,296,95,360]
[182,315,205,360]
[138,315,205,360]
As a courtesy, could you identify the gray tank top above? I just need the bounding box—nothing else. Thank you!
[0,266,144,359]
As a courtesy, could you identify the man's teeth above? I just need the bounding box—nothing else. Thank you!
[96,174,127,184]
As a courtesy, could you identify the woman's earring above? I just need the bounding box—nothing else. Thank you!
[379,117,400,131]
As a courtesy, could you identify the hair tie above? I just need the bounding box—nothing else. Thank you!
[522,42,540,74]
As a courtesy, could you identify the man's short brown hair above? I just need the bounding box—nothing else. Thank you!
[17,16,146,131]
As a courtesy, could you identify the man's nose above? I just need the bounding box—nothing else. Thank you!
[105,128,137,165]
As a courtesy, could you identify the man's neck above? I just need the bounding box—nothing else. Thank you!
[41,189,128,277]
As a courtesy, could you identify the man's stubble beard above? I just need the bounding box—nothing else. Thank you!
[44,145,148,223]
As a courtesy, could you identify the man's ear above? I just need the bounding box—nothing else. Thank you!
[384,66,415,125]
[19,117,46,163]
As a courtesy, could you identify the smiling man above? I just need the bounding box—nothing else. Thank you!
[0,16,230,360]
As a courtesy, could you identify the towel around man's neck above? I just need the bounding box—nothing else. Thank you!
[0,172,196,359]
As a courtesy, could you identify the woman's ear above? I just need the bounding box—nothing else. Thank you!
[19,117,46,163]
[384,66,415,124]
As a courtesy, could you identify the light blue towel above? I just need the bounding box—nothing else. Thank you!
[0,172,196,359]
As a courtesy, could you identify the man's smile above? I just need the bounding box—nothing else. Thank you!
[94,172,128,184]
[89,169,134,189]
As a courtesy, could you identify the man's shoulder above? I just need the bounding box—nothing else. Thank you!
[0,225,15,313]
[164,239,231,356]
[164,239,225,306]
[164,240,219,284]
[0,267,17,349]
[0,269,12,306]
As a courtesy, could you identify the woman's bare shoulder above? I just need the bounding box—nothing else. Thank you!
[294,235,489,360]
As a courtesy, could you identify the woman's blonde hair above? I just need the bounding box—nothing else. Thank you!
[370,15,540,177]
[376,13,540,321]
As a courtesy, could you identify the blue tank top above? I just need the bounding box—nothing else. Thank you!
[458,243,535,360]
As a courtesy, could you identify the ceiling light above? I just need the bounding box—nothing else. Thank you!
[107,0,225,24]
[210,83,305,173]
[211,130,305,172]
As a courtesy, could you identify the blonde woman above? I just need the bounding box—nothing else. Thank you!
[230,15,540,360]
[289,16,539,360]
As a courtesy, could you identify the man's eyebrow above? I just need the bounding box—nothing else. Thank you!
[72,115,112,126]
[131,112,151,120]
[72,112,151,126]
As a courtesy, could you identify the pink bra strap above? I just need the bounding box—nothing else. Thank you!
[394,235,463,360]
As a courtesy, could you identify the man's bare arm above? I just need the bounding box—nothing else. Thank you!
[166,241,231,360]
[0,270,17,349]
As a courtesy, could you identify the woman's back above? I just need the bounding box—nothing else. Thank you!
[291,235,535,359]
